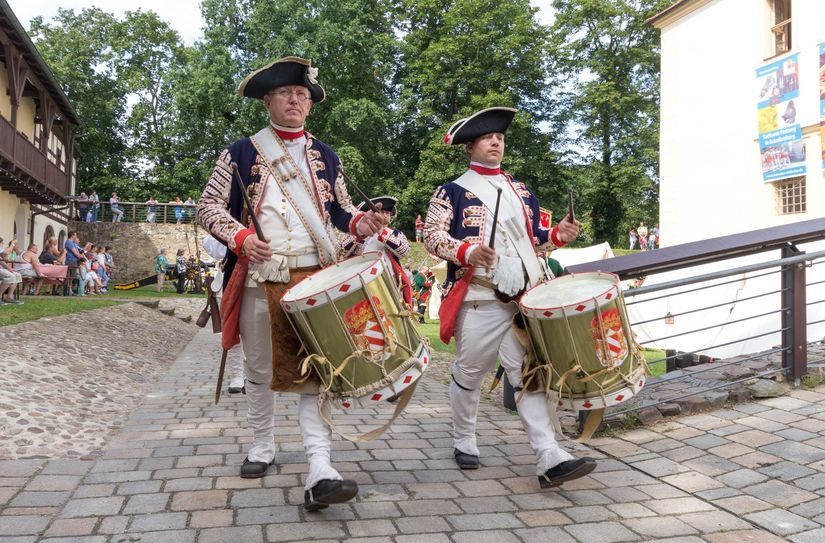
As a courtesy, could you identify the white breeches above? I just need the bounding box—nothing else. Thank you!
[451,299,573,474]
[239,285,340,488]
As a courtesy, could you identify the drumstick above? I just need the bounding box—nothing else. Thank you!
[230,162,266,242]
[337,165,381,213]
[567,187,575,223]
[486,188,502,274]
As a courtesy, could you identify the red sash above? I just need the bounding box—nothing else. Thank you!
[220,257,249,350]
[438,266,474,344]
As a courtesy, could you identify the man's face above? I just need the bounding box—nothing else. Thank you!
[264,85,313,128]
[467,132,505,165]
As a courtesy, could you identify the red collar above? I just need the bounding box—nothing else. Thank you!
[274,128,306,140]
[469,163,501,176]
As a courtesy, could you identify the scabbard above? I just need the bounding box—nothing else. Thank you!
[214,349,228,404]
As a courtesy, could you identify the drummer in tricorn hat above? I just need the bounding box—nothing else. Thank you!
[423,107,596,488]
[197,56,384,511]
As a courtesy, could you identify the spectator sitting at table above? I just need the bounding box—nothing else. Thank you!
[0,237,23,305]
[104,246,115,281]
[5,239,20,262]
[39,238,66,265]
[16,244,46,295]
[83,252,104,294]
[94,246,110,289]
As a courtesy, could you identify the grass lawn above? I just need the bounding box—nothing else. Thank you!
[0,285,202,327]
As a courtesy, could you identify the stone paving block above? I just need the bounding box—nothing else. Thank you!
[0,515,51,536]
[734,416,787,432]
[90,459,140,473]
[358,483,409,501]
[513,526,577,543]
[707,442,755,459]
[790,496,825,517]
[38,537,107,543]
[758,396,810,411]
[25,475,82,492]
[623,516,700,537]
[97,516,129,534]
[607,502,657,518]
[629,457,688,477]
[129,512,188,532]
[660,445,706,463]
[795,472,825,491]
[395,535,451,543]
[643,496,717,515]
[564,520,643,543]
[775,428,819,441]
[661,471,725,493]
[395,515,452,534]
[122,493,170,514]
[742,479,819,508]
[716,468,769,488]
[116,480,164,495]
[42,518,97,538]
[170,489,228,510]
[679,510,753,532]
[189,509,235,528]
[0,460,43,477]
[789,527,825,543]
[598,486,651,503]
[453,480,510,497]
[59,496,124,518]
[562,505,616,522]
[695,487,742,500]
[728,451,782,469]
[745,508,820,535]
[265,521,346,542]
[705,529,789,542]
[236,506,303,527]
[760,441,825,464]
[351,501,402,519]
[635,483,689,499]
[40,460,94,476]
[163,477,213,492]
[111,530,195,543]
[516,509,572,527]
[397,498,462,517]
[683,434,731,450]
[84,470,152,484]
[198,526,263,543]
[451,530,521,543]
[446,512,524,531]
[454,496,517,514]
[10,491,71,507]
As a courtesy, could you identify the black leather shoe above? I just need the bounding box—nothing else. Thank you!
[454,448,479,470]
[538,457,597,489]
[303,479,359,512]
[228,385,246,394]
[240,457,273,479]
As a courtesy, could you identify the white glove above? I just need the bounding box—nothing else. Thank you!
[249,255,290,284]
[491,255,525,296]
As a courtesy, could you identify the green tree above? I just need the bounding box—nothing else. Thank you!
[29,8,131,196]
[395,0,565,232]
[549,0,667,245]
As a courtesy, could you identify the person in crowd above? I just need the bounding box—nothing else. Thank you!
[629,227,638,250]
[413,265,433,323]
[175,248,187,293]
[104,246,114,281]
[424,106,595,488]
[415,213,424,243]
[651,224,660,250]
[84,247,104,293]
[637,221,648,250]
[197,56,384,511]
[172,197,184,224]
[76,192,89,221]
[76,257,90,296]
[184,196,196,222]
[39,238,66,265]
[110,192,124,222]
[16,243,45,295]
[64,231,85,295]
[94,246,110,289]
[0,237,23,305]
[155,248,168,293]
[5,239,20,262]
[89,190,100,222]
[146,196,159,223]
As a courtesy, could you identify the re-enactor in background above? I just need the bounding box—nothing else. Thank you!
[197,57,384,511]
[424,107,596,489]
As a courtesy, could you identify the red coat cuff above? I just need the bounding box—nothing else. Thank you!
[457,242,472,266]
[233,228,255,256]
[349,212,366,236]
[550,225,567,248]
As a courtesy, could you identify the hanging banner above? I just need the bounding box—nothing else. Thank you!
[820,43,825,170]
[756,53,805,182]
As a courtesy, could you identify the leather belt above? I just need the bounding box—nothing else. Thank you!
[470,276,495,290]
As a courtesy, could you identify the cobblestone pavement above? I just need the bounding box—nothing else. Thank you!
[4,327,825,541]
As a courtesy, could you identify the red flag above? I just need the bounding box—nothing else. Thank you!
[438,266,474,344]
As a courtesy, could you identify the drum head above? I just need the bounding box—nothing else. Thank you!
[281,252,384,304]
[520,272,619,311]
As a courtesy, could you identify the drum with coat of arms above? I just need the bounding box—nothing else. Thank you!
[518,271,646,411]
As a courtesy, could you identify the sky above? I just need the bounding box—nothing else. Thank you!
[6,0,555,45]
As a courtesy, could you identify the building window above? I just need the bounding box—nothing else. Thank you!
[42,225,54,250]
[775,176,805,215]
[770,0,791,56]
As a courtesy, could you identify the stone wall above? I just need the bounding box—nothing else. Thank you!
[71,221,210,283]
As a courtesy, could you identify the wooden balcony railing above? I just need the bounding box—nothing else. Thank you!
[0,114,70,199]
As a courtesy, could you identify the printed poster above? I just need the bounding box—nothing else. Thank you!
[756,53,805,182]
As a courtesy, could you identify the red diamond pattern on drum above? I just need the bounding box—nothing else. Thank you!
[575,304,586,312]
[615,394,625,402]
[639,379,644,387]
[339,283,351,293]
[582,401,593,408]
[306,298,317,306]
[543,310,553,317]
[371,393,383,401]
[403,375,413,384]
[605,293,613,300]
[370,267,378,275]
[423,356,428,365]
[342,401,351,408]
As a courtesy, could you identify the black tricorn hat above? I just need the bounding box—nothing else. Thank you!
[443,107,517,145]
[238,56,325,102]
[358,196,397,216]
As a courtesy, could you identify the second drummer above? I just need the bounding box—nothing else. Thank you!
[197,56,384,511]
[423,107,597,488]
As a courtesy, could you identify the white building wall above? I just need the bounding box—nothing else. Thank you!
[658,0,825,246]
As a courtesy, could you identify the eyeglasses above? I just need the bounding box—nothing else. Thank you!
[270,89,312,102]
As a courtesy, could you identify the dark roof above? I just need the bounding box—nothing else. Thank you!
[647,0,701,27]
[0,0,82,128]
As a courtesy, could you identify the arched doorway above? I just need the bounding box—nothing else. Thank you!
[58,230,66,250]
[42,225,54,251]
